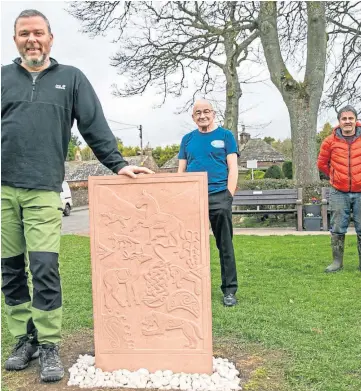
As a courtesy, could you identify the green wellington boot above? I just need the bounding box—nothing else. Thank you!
[325,234,345,273]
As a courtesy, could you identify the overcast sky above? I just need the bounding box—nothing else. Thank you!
[1,1,337,148]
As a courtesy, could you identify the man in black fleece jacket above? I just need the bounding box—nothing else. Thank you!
[1,9,153,382]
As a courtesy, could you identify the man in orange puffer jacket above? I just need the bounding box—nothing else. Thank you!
[317,105,361,272]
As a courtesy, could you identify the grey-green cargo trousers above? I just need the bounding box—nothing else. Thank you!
[1,185,63,344]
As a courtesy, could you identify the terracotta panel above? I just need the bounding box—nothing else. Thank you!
[88,173,213,373]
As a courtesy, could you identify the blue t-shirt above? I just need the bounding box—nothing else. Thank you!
[178,127,239,194]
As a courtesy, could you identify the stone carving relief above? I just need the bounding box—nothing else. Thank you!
[180,230,201,269]
[142,260,170,307]
[103,316,135,350]
[167,290,200,318]
[89,175,212,373]
[130,190,186,248]
[101,212,130,228]
[103,253,152,310]
[169,265,202,296]
[141,311,203,349]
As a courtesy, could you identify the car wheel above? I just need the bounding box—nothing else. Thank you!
[63,204,71,216]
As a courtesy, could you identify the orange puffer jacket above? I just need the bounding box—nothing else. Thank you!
[317,122,361,193]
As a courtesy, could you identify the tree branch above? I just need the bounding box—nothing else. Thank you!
[258,2,292,93]
[235,30,259,65]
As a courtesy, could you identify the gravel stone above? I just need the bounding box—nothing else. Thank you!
[67,356,242,390]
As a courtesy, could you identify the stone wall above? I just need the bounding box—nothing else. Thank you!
[158,167,177,173]
[69,183,89,207]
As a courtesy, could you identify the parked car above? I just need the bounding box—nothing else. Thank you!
[61,181,73,216]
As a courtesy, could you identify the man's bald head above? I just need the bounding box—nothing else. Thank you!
[192,99,214,114]
[192,99,216,132]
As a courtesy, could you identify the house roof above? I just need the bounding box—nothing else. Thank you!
[238,139,285,162]
[65,155,153,181]
[160,139,285,169]
[162,154,179,169]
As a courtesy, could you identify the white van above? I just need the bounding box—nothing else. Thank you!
[60,181,73,216]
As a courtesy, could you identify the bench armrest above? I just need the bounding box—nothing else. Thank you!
[296,199,302,205]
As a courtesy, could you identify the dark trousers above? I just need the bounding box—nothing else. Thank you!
[209,189,238,295]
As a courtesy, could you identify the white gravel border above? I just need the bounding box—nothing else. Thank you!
[67,355,242,390]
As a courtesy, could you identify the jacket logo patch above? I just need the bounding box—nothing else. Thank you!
[211,140,225,148]
[55,84,66,90]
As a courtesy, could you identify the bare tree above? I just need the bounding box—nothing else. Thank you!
[67,1,259,141]
[325,1,361,113]
[258,2,327,185]
[67,1,357,187]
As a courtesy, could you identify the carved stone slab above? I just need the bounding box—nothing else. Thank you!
[88,173,212,373]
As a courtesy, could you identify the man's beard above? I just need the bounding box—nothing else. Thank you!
[342,126,356,135]
[21,51,47,68]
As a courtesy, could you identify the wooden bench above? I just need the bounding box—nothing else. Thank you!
[232,188,303,231]
[321,187,331,230]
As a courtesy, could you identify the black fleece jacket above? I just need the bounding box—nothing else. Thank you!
[1,58,128,192]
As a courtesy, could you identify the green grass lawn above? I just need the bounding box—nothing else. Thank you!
[233,214,296,228]
[2,235,360,391]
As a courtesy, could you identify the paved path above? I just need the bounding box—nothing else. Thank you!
[61,208,90,236]
[233,227,356,236]
[62,207,357,236]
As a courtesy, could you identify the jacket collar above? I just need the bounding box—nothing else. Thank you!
[333,122,361,140]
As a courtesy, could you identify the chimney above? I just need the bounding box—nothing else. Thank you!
[238,125,251,145]
[144,149,152,157]
[74,147,82,161]
[143,142,153,157]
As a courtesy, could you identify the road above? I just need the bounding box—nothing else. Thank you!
[62,209,90,235]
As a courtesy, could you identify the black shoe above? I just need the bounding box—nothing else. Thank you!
[39,344,64,382]
[5,336,39,371]
[223,293,237,307]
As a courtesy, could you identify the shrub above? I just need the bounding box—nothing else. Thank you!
[319,170,329,180]
[245,170,265,180]
[282,161,293,179]
[238,178,295,190]
[264,165,284,179]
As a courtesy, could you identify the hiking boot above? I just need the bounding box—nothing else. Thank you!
[39,344,64,382]
[5,336,39,371]
[357,234,361,271]
[223,293,237,307]
[325,233,345,273]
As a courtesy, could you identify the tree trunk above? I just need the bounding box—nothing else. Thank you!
[223,37,241,142]
[287,99,319,186]
[258,1,327,186]
[223,68,241,143]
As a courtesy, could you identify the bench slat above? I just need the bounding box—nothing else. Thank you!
[232,209,296,214]
[233,201,297,205]
[234,194,298,200]
[232,187,303,231]
[234,189,297,196]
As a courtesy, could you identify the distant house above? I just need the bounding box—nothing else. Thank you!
[160,155,179,173]
[238,128,285,170]
[159,128,285,175]
[65,148,159,187]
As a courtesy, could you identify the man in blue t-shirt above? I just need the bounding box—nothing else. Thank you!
[178,99,239,307]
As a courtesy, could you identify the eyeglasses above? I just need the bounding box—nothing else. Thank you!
[194,109,213,117]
